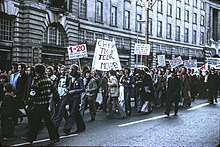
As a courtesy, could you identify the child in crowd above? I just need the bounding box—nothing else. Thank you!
[1,83,16,140]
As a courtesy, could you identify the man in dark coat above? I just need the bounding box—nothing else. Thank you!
[207,68,219,104]
[15,63,28,124]
[165,68,180,116]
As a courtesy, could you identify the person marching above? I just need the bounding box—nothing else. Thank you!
[81,69,98,121]
[21,64,59,145]
[63,64,86,135]
[164,68,181,116]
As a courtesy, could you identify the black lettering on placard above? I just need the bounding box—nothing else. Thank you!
[100,62,118,70]
[101,47,108,54]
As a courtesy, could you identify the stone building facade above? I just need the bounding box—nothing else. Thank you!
[0,0,219,71]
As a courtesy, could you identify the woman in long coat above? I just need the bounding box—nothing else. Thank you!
[180,67,191,107]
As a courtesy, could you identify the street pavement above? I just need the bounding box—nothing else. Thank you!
[1,97,220,146]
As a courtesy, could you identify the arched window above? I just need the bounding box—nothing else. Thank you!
[43,24,66,46]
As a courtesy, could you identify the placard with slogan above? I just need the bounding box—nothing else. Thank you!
[157,55,166,67]
[169,56,183,68]
[184,59,197,68]
[92,39,122,71]
[207,57,220,69]
[134,43,150,55]
[67,44,88,59]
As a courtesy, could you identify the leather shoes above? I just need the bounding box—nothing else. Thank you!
[48,139,59,145]
[73,129,85,134]
[63,129,70,135]
[20,137,33,144]
[164,112,170,116]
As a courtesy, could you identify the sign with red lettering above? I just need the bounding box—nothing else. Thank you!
[92,39,122,71]
[67,44,88,59]
[169,56,183,68]
[184,59,197,68]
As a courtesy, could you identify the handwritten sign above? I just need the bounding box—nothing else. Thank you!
[92,39,122,71]
[169,56,183,68]
[67,44,88,59]
[184,59,197,68]
[207,58,220,69]
[157,55,166,67]
[134,43,150,55]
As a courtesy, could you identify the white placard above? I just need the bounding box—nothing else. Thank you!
[67,44,88,59]
[169,56,183,68]
[157,55,166,67]
[134,43,150,55]
[92,39,122,71]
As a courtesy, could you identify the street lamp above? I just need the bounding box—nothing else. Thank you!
[136,0,156,66]
[136,19,145,67]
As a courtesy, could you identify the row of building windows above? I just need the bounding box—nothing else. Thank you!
[79,0,205,32]
[151,21,205,45]
[158,0,205,14]
[156,44,204,58]
[78,30,131,50]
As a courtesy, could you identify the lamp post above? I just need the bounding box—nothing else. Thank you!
[136,0,156,66]
[136,19,146,67]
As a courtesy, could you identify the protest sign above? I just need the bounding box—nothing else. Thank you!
[184,59,197,68]
[92,39,122,71]
[134,43,150,55]
[207,58,220,69]
[169,56,183,68]
[67,44,88,59]
[157,55,166,67]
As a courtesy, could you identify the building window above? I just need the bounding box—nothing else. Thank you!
[201,15,205,26]
[96,1,103,22]
[79,0,87,18]
[95,33,103,41]
[85,31,94,44]
[192,30,197,44]
[193,0,197,7]
[116,37,123,48]
[46,26,65,45]
[157,0,162,13]
[176,7,181,19]
[167,23,171,39]
[193,13,197,24]
[167,4,172,16]
[148,18,152,35]
[137,14,142,32]
[78,30,85,43]
[124,38,130,49]
[111,6,117,26]
[0,15,13,41]
[185,0,189,4]
[184,28,189,42]
[49,27,57,44]
[124,10,130,29]
[201,32,204,45]
[157,21,162,37]
[185,10,189,22]
[201,1,205,10]
[176,26,180,41]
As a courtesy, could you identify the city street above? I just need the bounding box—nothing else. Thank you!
[2,98,220,146]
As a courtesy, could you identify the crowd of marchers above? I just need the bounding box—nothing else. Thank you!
[0,63,219,145]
